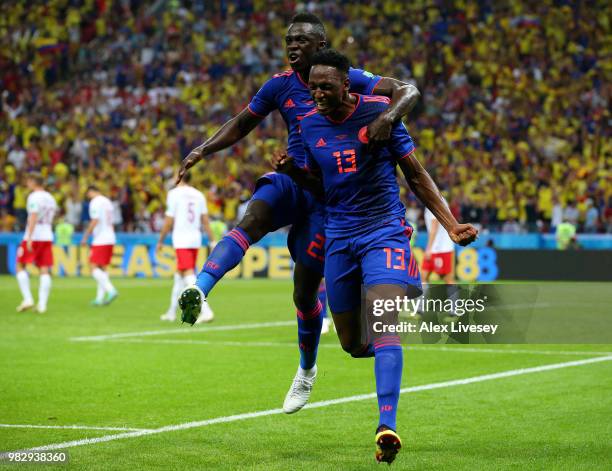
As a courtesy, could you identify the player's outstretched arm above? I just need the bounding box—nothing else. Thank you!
[270,150,324,199]
[176,109,264,184]
[368,79,420,143]
[398,153,478,246]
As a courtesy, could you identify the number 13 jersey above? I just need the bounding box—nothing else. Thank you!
[300,94,417,238]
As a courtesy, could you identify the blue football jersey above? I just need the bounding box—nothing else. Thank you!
[300,94,416,237]
[247,68,382,167]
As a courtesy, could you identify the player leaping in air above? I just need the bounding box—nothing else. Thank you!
[272,49,478,464]
[176,13,421,413]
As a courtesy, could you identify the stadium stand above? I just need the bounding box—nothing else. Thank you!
[1,0,609,234]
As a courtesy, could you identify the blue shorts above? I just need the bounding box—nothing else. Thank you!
[324,218,422,313]
[252,172,325,275]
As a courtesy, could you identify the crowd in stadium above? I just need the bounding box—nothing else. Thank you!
[1,0,610,235]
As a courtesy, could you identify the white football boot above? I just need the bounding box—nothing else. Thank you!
[16,301,35,312]
[283,365,317,414]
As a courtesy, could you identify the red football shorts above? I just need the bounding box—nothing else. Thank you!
[175,248,198,271]
[17,241,53,268]
[90,245,114,267]
[421,251,453,276]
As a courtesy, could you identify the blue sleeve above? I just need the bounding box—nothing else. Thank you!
[388,121,416,161]
[247,78,279,117]
[348,68,383,95]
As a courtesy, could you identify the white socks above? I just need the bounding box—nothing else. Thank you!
[101,270,115,293]
[166,273,195,316]
[168,273,184,313]
[16,270,51,309]
[183,273,196,286]
[16,270,34,304]
[92,268,115,300]
[92,267,105,301]
[93,268,106,303]
[38,274,51,310]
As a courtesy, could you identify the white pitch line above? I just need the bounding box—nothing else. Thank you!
[112,338,303,348]
[107,337,612,357]
[0,424,151,432]
[406,345,612,357]
[69,320,295,342]
[4,355,611,455]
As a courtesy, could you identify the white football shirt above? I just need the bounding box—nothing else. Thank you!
[424,208,454,254]
[166,185,207,249]
[89,195,116,246]
[26,190,57,241]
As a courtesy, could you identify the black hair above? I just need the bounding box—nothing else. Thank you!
[181,172,192,184]
[86,184,100,193]
[291,12,327,39]
[311,48,350,75]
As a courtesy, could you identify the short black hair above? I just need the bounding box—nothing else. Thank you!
[181,172,192,184]
[87,184,100,193]
[291,12,326,39]
[311,48,350,75]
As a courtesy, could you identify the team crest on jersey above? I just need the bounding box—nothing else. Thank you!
[315,138,327,148]
[358,126,369,144]
[284,99,296,108]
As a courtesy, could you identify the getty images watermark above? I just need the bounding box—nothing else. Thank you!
[362,283,612,344]
[371,293,498,335]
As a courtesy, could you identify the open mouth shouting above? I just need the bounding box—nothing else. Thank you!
[288,52,301,65]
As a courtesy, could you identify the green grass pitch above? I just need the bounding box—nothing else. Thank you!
[1,276,611,470]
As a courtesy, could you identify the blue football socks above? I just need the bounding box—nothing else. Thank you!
[196,227,251,296]
[296,300,323,370]
[374,335,403,431]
